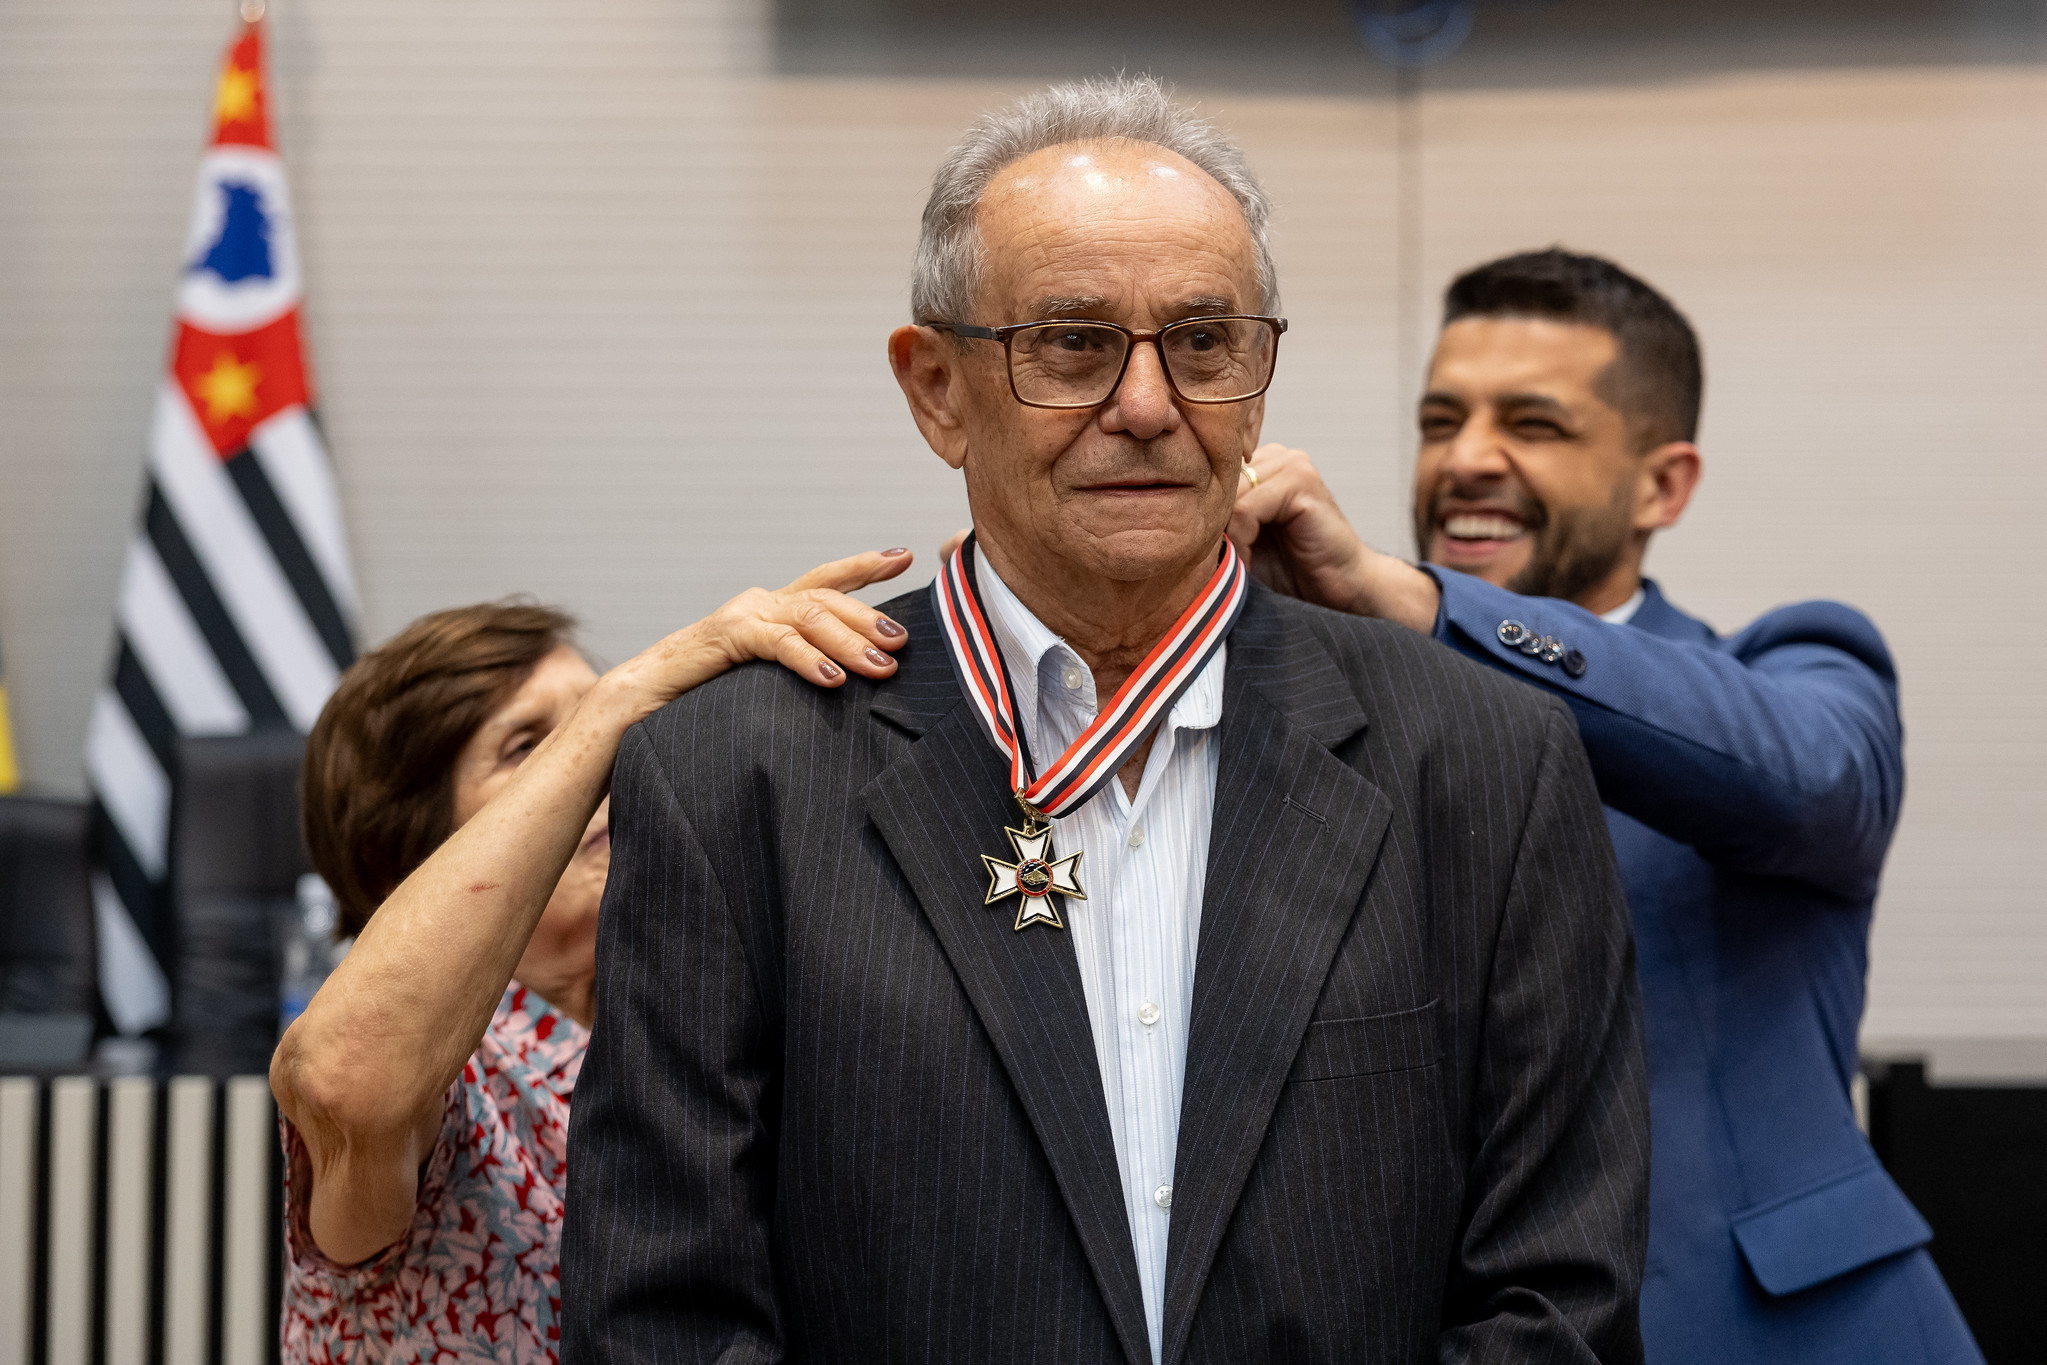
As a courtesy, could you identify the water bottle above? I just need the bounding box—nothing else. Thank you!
[280,873,348,1031]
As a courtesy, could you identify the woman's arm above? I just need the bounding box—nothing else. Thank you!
[269,549,914,1265]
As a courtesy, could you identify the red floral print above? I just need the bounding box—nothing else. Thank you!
[280,986,585,1364]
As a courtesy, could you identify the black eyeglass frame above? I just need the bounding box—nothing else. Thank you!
[922,315,1289,410]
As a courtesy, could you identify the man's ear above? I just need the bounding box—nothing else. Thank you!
[889,325,970,470]
[1636,440,1702,532]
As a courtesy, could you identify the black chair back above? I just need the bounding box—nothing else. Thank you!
[0,795,97,1016]
[170,728,309,1077]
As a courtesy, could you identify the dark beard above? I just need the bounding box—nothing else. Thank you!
[1503,481,1634,603]
[1415,479,1633,604]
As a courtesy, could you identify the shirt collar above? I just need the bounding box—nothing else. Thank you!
[972,547,1225,758]
[1601,586,1647,626]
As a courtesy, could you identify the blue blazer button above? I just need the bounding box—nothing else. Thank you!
[1562,648,1588,678]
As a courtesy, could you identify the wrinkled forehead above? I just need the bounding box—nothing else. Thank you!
[974,140,1262,320]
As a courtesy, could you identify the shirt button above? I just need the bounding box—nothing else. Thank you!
[1137,1001,1161,1027]
[1153,1184,1173,1210]
[1061,665,1083,691]
[1127,825,1145,849]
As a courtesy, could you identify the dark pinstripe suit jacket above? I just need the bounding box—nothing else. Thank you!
[562,582,1649,1365]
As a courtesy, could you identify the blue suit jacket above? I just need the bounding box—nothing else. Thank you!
[1423,569,1981,1365]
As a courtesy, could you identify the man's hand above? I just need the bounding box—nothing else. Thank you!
[1229,444,1442,635]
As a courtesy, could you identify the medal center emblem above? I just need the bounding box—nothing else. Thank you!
[981,822,1086,931]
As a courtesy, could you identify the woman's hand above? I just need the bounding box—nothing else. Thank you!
[601,548,916,724]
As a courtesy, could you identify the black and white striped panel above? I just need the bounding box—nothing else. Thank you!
[0,1075,282,1365]
[88,386,355,1036]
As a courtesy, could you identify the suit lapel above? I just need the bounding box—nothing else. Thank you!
[864,596,1152,1365]
[1160,590,1394,1365]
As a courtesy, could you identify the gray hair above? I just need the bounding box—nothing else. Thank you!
[910,74,1279,326]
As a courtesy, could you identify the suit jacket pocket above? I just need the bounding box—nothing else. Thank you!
[1288,999,1439,1083]
[1730,1157,1932,1296]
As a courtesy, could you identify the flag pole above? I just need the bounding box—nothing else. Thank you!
[240,0,264,22]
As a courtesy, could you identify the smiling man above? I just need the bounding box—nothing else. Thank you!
[563,85,1648,1365]
[1235,249,1983,1364]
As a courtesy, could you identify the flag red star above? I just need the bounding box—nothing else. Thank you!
[171,313,310,456]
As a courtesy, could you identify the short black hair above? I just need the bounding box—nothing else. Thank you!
[1442,248,1703,447]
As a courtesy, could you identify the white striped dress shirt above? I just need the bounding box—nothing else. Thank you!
[976,557,1221,1365]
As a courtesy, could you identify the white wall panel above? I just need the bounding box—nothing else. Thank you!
[1407,63,2047,1044]
[0,0,2040,1042]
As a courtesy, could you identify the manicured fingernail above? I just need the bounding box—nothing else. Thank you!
[881,546,910,557]
[818,660,843,680]
[865,646,892,667]
[875,617,906,638]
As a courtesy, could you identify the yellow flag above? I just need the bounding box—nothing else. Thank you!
[0,678,18,794]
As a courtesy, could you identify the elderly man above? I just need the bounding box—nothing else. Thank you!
[1233,249,1982,1364]
[563,81,1648,1365]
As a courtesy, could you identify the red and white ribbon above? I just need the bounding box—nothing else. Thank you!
[933,534,1247,820]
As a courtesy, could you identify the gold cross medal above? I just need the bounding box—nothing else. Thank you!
[982,798,1085,932]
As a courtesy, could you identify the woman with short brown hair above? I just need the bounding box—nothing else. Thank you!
[271,549,915,1363]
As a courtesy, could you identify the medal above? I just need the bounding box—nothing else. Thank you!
[982,797,1086,931]
[934,533,1248,931]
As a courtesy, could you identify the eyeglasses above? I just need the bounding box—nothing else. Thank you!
[923,315,1287,410]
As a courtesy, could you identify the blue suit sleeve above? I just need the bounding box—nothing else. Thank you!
[1420,567,1904,902]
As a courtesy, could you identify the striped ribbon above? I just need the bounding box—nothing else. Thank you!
[933,533,1247,820]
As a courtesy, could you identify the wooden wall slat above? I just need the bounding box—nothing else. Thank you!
[0,1079,37,1365]
[160,1078,215,1365]
[43,1080,96,1365]
[102,1078,155,1365]
[220,1077,273,1365]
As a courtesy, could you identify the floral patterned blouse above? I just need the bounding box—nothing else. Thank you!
[280,985,587,1364]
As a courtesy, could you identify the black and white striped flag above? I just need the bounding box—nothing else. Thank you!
[86,15,355,1035]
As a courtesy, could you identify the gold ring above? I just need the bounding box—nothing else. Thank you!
[1242,463,1260,490]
